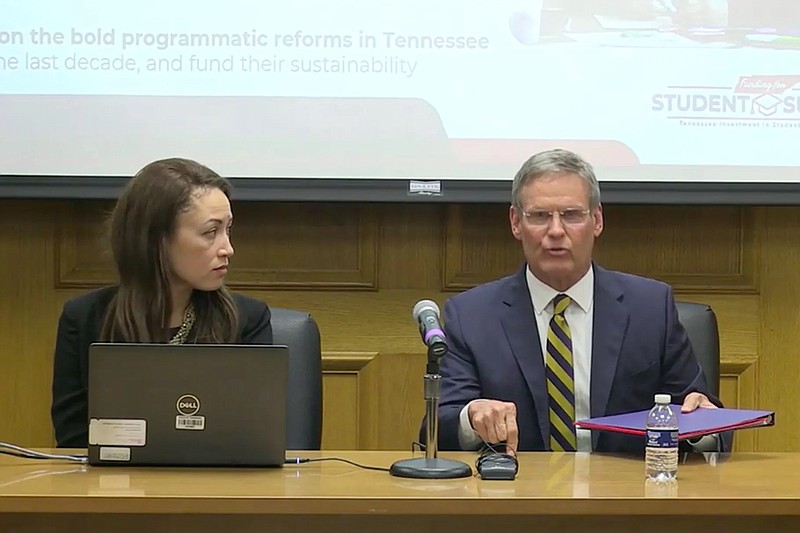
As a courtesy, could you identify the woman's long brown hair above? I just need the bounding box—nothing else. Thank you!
[100,158,238,343]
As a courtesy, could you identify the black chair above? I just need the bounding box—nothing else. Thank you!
[270,307,322,450]
[675,301,720,399]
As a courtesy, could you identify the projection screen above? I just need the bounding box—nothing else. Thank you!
[1,0,799,202]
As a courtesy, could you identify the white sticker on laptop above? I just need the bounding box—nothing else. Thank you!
[175,415,205,430]
[175,393,204,430]
[99,447,131,462]
[88,419,146,446]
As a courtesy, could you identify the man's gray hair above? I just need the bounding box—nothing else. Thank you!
[511,148,601,209]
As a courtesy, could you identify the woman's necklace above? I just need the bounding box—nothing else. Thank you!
[169,303,196,344]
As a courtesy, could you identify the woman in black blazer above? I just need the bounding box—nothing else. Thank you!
[51,158,273,447]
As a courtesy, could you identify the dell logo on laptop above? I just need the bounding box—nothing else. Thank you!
[176,394,200,416]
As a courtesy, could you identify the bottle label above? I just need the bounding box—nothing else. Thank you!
[646,429,678,448]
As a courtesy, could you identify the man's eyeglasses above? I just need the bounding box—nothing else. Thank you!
[519,208,591,226]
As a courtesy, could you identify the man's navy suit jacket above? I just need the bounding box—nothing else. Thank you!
[435,264,725,454]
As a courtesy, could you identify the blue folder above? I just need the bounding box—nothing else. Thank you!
[575,405,774,440]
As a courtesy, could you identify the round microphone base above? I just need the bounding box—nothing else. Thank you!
[389,457,473,479]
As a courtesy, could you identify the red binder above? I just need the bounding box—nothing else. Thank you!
[575,405,774,440]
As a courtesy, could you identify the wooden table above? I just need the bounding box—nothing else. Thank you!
[1,450,798,532]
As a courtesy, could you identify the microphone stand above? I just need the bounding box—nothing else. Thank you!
[389,345,472,479]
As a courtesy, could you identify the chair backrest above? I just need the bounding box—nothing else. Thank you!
[675,301,720,398]
[270,307,322,450]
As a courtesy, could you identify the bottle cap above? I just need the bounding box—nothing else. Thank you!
[654,393,671,404]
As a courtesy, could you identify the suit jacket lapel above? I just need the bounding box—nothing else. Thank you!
[590,266,629,449]
[500,266,550,446]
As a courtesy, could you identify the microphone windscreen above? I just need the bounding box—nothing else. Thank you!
[412,299,440,321]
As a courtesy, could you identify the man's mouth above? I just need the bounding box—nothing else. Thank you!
[545,248,569,255]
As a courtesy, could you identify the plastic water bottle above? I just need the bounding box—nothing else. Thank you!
[645,393,678,482]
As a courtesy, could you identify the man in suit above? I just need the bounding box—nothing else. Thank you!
[435,148,723,455]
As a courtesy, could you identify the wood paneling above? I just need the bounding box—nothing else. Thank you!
[757,207,800,452]
[444,204,758,293]
[378,204,444,290]
[321,352,378,450]
[443,204,521,290]
[721,357,759,452]
[229,203,379,289]
[56,201,113,288]
[0,201,62,446]
[2,200,797,453]
[57,201,379,290]
[596,206,758,293]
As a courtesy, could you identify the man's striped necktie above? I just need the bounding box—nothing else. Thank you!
[546,293,577,452]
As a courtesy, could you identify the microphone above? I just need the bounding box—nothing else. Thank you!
[390,299,472,479]
[412,299,447,358]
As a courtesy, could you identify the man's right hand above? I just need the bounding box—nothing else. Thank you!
[467,399,519,456]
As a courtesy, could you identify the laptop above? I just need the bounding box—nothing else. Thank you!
[87,343,289,467]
